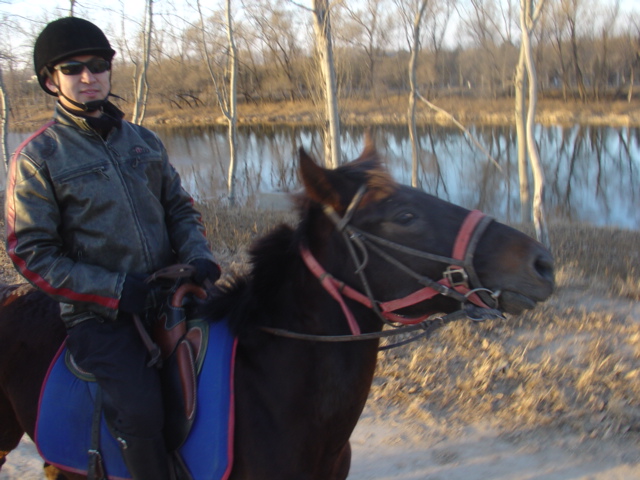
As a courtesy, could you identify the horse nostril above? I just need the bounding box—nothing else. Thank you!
[533,253,554,284]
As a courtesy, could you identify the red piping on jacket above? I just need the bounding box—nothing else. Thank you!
[5,121,119,310]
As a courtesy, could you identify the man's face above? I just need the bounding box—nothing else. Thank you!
[45,55,111,116]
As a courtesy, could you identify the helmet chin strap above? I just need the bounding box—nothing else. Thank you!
[58,90,109,113]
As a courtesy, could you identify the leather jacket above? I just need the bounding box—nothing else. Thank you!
[5,102,216,327]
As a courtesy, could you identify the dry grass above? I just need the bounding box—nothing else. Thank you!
[195,200,296,279]
[1,200,639,448]
[9,96,640,132]
[197,205,640,446]
[127,96,640,128]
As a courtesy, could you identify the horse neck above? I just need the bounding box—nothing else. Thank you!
[231,223,383,473]
[251,229,383,394]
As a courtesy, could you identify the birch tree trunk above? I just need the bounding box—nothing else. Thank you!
[407,0,429,188]
[520,0,549,247]
[514,48,530,223]
[224,0,239,204]
[197,0,239,204]
[132,0,153,125]
[0,66,9,171]
[312,0,341,168]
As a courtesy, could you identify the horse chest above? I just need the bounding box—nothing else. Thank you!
[236,339,376,419]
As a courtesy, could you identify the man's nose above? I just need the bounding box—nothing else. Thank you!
[79,67,96,81]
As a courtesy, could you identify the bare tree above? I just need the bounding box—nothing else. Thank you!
[306,0,341,168]
[0,17,17,172]
[197,0,239,203]
[461,0,516,96]
[131,0,153,125]
[514,47,530,223]
[628,13,640,102]
[244,0,302,101]
[0,65,9,171]
[397,0,430,187]
[563,0,588,102]
[222,0,238,204]
[339,0,392,96]
[592,0,620,100]
[518,0,549,246]
[547,0,571,101]
[422,0,455,93]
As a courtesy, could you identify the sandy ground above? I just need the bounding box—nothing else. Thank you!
[349,415,640,480]
[3,414,640,480]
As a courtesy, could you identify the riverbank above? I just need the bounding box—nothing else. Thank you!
[9,95,640,131]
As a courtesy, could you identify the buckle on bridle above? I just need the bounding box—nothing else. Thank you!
[443,266,469,288]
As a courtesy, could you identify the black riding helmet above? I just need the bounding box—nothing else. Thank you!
[34,17,116,99]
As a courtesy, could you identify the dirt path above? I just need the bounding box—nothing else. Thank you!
[349,414,640,479]
[3,413,640,480]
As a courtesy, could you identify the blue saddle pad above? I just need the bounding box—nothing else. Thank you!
[35,319,237,480]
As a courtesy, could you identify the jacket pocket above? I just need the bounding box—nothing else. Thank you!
[54,162,111,183]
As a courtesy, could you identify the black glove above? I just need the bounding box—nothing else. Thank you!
[189,259,221,287]
[119,274,152,314]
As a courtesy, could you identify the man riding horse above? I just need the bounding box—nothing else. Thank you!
[5,16,220,480]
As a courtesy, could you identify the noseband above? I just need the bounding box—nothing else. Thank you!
[262,185,503,346]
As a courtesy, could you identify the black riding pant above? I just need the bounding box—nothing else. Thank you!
[65,315,165,440]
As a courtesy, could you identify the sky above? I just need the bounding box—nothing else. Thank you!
[1,0,638,69]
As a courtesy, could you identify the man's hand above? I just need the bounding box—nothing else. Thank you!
[188,259,221,288]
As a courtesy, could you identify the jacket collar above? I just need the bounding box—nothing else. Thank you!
[54,101,125,136]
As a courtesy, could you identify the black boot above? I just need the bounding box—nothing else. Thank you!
[117,433,172,480]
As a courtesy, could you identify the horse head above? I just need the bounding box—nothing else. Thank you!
[297,138,554,333]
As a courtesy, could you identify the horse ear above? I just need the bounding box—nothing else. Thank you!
[353,130,379,164]
[298,147,342,210]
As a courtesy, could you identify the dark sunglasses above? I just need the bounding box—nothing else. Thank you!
[53,58,111,76]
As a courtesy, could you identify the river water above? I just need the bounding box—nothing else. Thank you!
[5,123,639,230]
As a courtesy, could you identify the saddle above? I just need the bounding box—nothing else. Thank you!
[124,264,208,450]
[70,266,211,452]
[152,282,209,451]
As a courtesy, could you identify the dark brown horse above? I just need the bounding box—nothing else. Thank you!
[0,141,554,479]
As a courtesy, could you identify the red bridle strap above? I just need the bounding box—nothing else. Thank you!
[452,209,486,261]
[300,209,492,334]
[448,209,492,308]
[301,247,364,335]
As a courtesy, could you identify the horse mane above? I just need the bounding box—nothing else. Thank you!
[206,223,300,336]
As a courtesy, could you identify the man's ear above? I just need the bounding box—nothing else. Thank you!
[44,74,58,95]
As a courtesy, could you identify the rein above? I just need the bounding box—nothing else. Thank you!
[262,185,504,348]
[261,305,502,350]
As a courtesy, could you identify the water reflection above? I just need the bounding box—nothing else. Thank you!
[4,124,639,230]
[154,124,639,230]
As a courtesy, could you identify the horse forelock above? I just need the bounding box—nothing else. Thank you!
[340,157,397,208]
[362,164,397,205]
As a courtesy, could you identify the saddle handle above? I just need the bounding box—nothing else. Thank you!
[171,283,208,308]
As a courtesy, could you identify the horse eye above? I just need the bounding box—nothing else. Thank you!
[394,212,416,225]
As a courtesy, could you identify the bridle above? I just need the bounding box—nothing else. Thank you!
[262,185,504,348]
